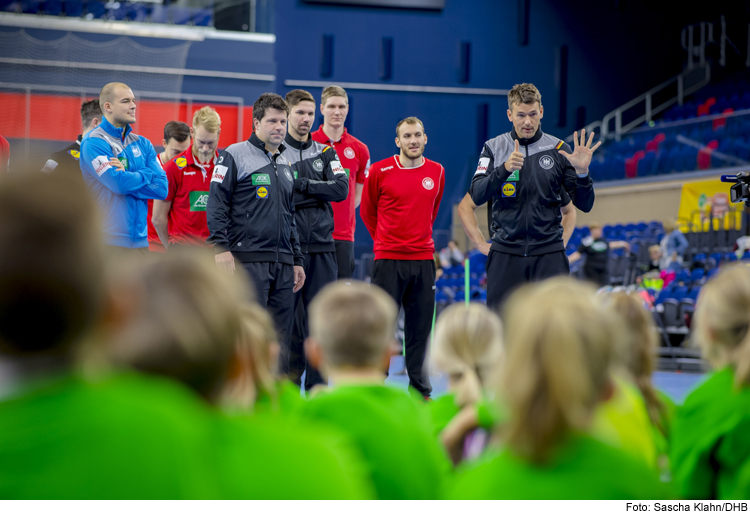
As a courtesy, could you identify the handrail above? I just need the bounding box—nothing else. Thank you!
[569,63,711,143]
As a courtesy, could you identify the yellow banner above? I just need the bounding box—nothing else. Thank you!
[678,179,742,231]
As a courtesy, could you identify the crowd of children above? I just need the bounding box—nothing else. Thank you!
[0,168,749,500]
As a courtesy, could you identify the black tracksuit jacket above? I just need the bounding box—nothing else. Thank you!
[282,134,348,253]
[470,127,595,256]
[206,133,303,266]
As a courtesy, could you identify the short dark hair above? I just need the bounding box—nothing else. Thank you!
[285,89,315,110]
[80,99,102,128]
[252,93,288,123]
[163,121,190,143]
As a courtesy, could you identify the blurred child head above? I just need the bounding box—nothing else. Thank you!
[605,292,666,434]
[0,169,103,360]
[648,245,662,261]
[306,281,397,375]
[500,278,623,463]
[693,264,750,386]
[105,248,253,403]
[589,222,603,240]
[432,303,503,407]
[222,303,280,409]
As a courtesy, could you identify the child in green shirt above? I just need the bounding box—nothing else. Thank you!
[447,278,668,499]
[429,303,503,463]
[671,265,750,500]
[101,252,374,500]
[303,280,452,499]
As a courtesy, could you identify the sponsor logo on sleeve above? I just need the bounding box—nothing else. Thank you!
[131,145,141,158]
[331,160,346,176]
[475,157,490,175]
[256,186,268,199]
[92,155,112,177]
[251,173,271,185]
[69,149,80,160]
[175,156,187,169]
[313,159,324,172]
[502,182,516,197]
[189,191,210,212]
[41,159,58,174]
[344,147,356,159]
[539,155,555,169]
[422,177,435,190]
[211,165,228,183]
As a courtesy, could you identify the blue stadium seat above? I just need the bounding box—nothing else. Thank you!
[85,0,106,18]
[63,0,83,16]
[42,0,62,15]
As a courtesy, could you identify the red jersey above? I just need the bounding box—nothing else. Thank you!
[163,146,216,246]
[311,126,370,242]
[360,155,444,261]
[147,154,167,252]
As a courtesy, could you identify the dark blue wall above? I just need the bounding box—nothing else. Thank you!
[273,0,717,251]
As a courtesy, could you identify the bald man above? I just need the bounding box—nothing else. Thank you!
[80,82,168,253]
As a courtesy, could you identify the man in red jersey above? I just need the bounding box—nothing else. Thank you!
[311,85,370,280]
[148,121,191,252]
[152,108,220,249]
[360,116,444,398]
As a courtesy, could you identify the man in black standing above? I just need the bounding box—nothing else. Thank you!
[42,100,102,175]
[207,93,305,356]
[469,82,599,309]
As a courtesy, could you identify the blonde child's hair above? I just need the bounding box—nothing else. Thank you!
[500,278,623,463]
[432,303,503,407]
[693,264,750,386]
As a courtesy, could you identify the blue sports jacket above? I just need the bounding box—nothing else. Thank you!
[80,117,168,248]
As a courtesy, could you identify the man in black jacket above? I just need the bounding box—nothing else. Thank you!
[283,89,348,389]
[207,93,305,354]
[470,83,600,309]
[41,100,102,175]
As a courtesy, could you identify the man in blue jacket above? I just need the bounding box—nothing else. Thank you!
[80,82,168,252]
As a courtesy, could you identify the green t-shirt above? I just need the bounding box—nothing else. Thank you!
[253,380,305,415]
[0,371,374,500]
[0,371,221,499]
[302,383,451,500]
[447,433,670,500]
[213,413,375,499]
[428,393,462,437]
[592,377,658,469]
[671,367,750,499]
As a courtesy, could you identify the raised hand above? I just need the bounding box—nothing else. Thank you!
[559,129,601,175]
[504,139,524,173]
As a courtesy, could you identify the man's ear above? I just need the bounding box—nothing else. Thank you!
[305,337,324,370]
[423,134,428,146]
[539,105,544,119]
[394,136,401,149]
[189,126,195,137]
[506,108,513,122]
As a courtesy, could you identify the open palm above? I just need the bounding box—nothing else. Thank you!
[560,129,601,174]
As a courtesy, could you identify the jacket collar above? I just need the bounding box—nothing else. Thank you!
[510,126,544,146]
[249,133,286,156]
[284,132,313,151]
[101,117,132,141]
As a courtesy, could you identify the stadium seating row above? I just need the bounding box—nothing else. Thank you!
[0,0,213,26]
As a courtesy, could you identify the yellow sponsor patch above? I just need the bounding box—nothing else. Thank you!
[502,182,516,197]
[175,156,187,168]
[257,186,268,199]
[69,149,80,159]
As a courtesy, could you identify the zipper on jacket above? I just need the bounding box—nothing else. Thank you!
[273,156,280,263]
[523,144,529,257]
